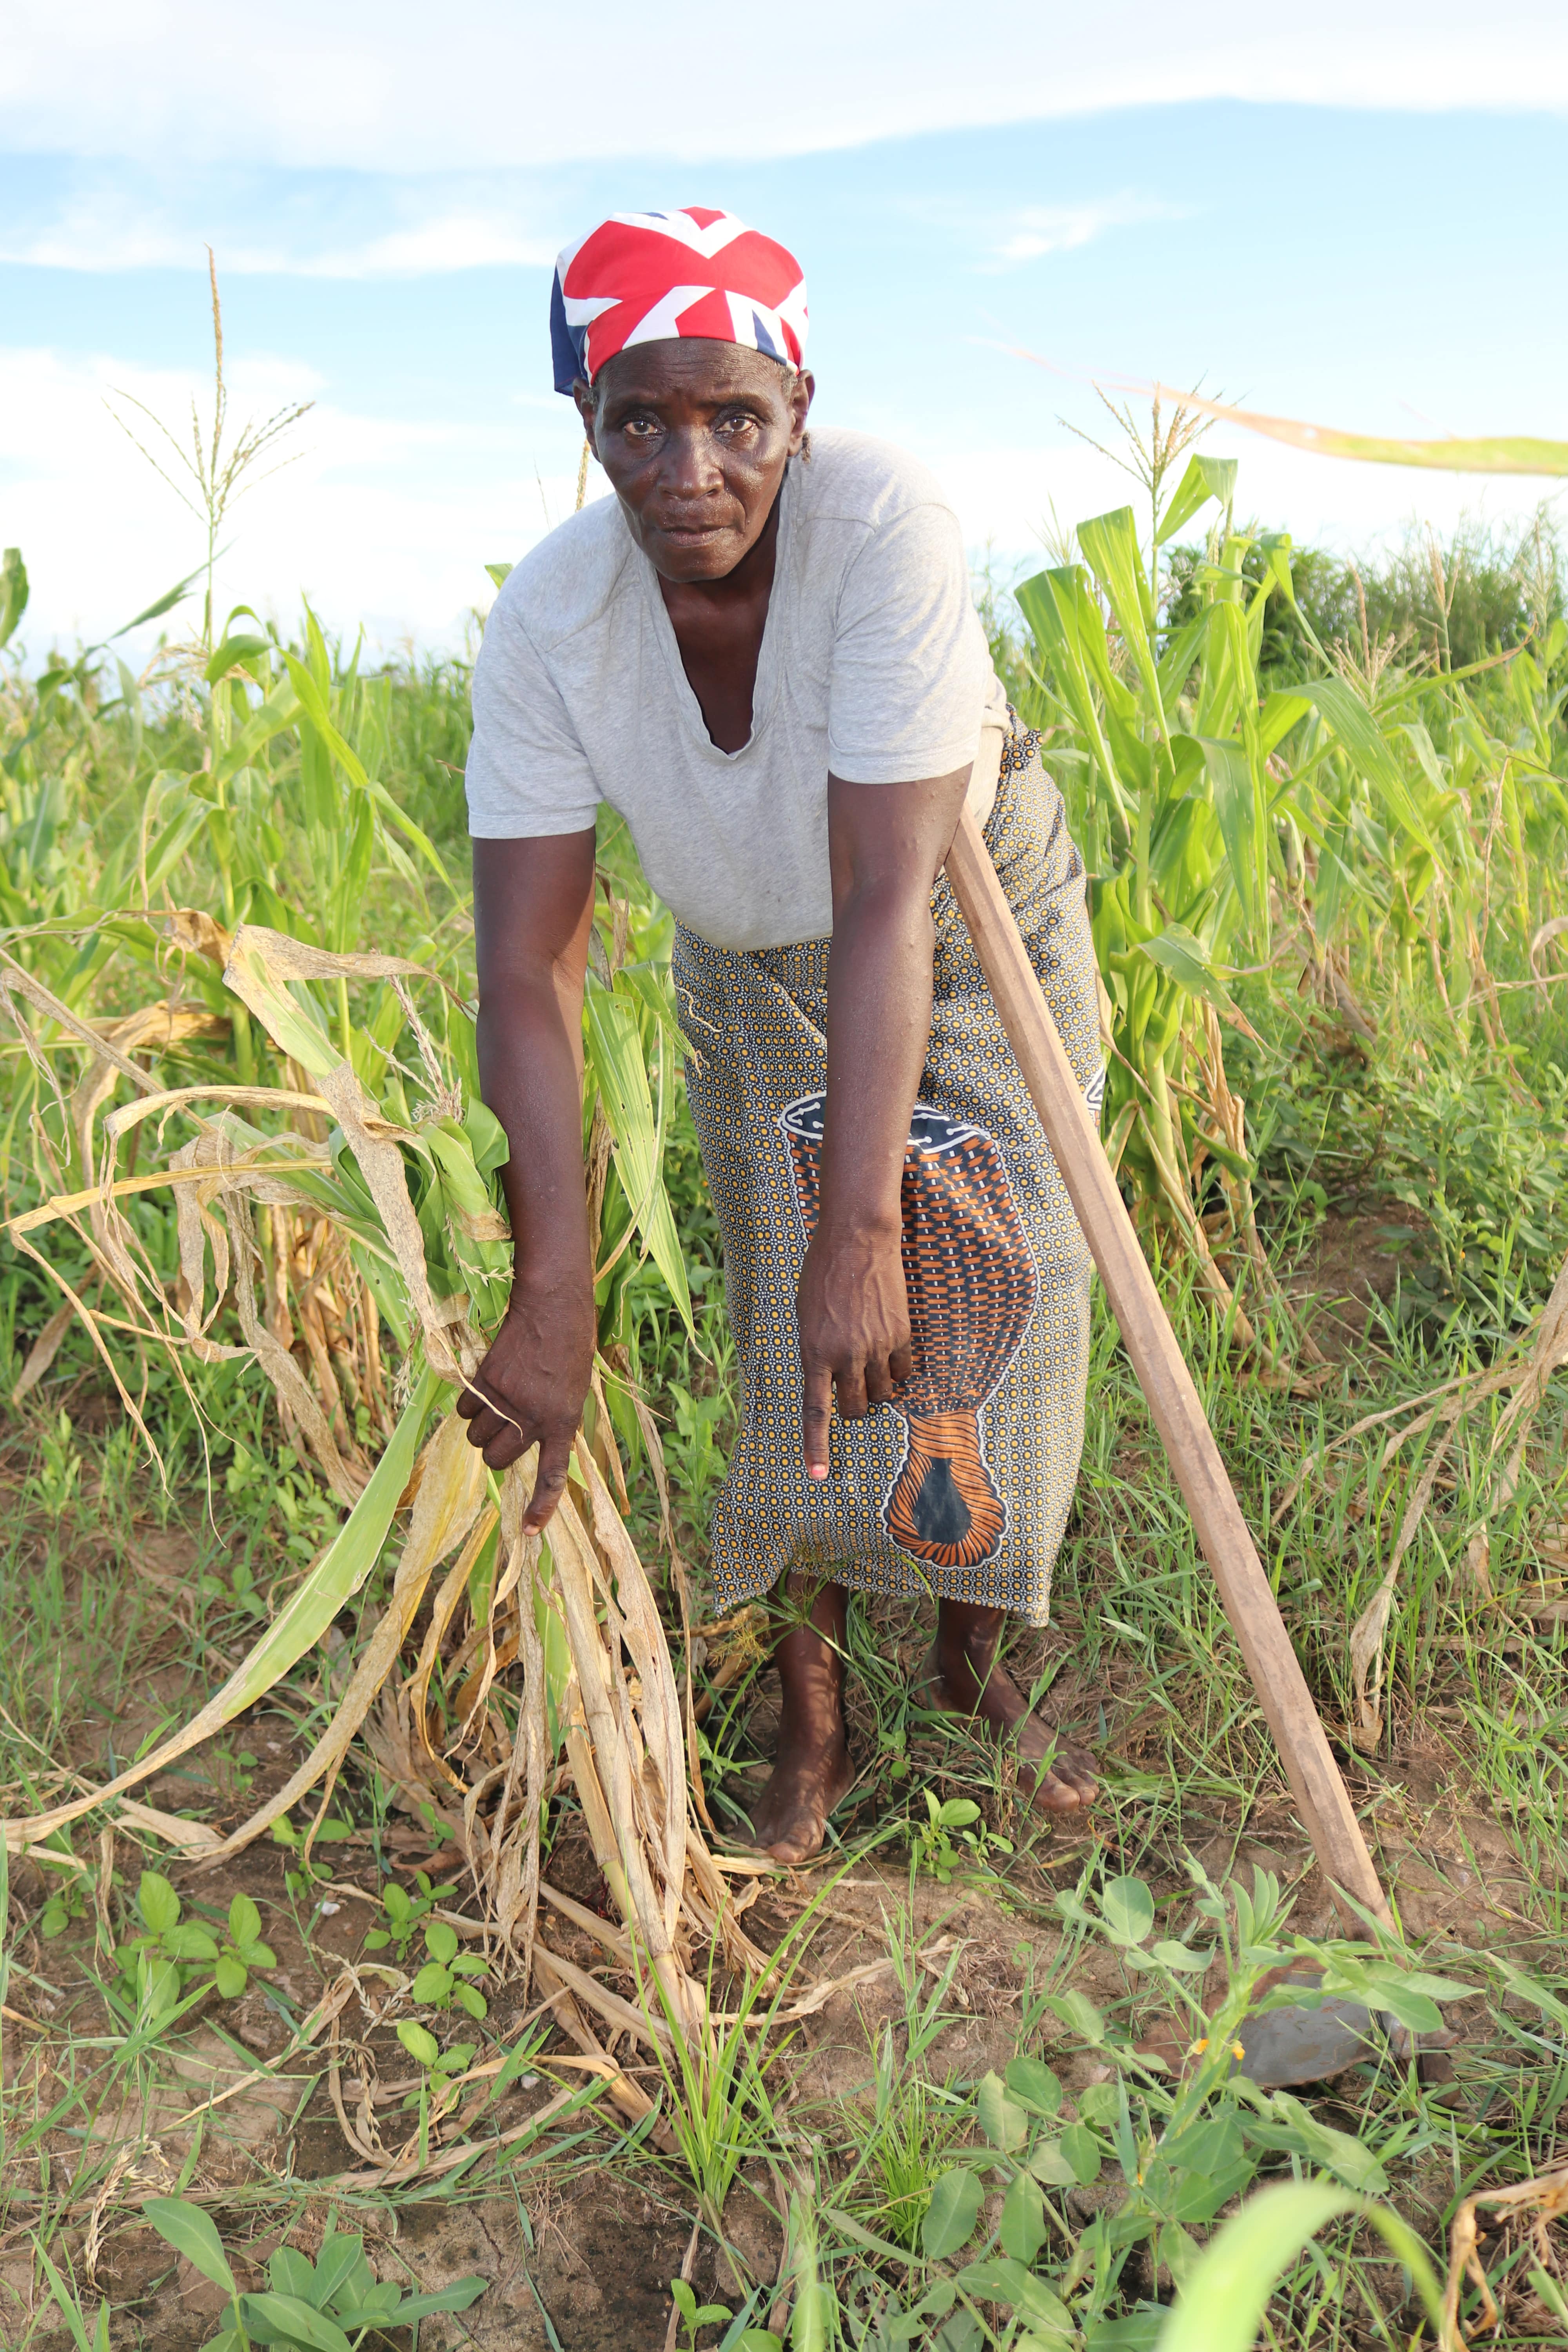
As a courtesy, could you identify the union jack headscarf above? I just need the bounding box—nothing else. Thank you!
[550,207,808,396]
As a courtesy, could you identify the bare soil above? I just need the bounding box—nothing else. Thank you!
[3,1561,1534,2351]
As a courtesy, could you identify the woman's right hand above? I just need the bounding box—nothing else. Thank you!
[456,1267,598,1528]
[465,828,601,1532]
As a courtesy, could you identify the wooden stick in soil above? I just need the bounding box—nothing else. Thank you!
[944,807,1392,1932]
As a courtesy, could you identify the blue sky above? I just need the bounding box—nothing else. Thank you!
[3,2,1565,656]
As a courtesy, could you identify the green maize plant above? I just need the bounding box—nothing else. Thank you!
[1017,451,1312,1354]
[1013,431,1568,1363]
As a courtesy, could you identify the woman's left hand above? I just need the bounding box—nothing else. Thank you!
[797,764,971,1482]
[796,1214,914,1478]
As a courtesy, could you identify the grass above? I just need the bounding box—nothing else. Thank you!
[2,463,1568,2347]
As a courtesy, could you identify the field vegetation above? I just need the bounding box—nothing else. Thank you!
[2,383,1568,2351]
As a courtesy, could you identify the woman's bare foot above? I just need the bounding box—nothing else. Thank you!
[744,1576,855,1865]
[917,1601,1096,1817]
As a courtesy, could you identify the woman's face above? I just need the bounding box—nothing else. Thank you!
[575,341,813,584]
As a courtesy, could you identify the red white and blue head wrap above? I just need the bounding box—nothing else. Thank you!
[550,208,808,396]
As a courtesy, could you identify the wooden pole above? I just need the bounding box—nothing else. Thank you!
[945,808,1391,1932]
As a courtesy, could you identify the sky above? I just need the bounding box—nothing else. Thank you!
[2,2,1566,659]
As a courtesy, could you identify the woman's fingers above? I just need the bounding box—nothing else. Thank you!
[480,1416,531,1471]
[523,1429,575,1528]
[801,1356,833,1479]
[862,1353,897,1408]
[835,1356,869,1422]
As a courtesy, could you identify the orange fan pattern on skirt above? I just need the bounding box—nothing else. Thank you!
[779,1093,1038,1569]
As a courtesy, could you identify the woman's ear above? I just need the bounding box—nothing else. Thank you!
[572,377,599,459]
[788,367,816,456]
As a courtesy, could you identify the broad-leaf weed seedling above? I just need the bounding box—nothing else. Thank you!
[666,2274,735,2349]
[35,1838,90,1940]
[144,2198,488,2349]
[395,2020,477,2169]
[270,1811,350,1904]
[864,1862,1477,2341]
[361,1867,457,1959]
[408,1916,488,2018]
[113,1871,276,2019]
[912,1792,1013,1884]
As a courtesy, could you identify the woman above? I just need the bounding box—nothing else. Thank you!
[459,207,1102,1864]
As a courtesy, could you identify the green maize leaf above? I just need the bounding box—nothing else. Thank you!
[1154,2180,1445,2352]
[1015,566,1134,831]
[213,685,303,789]
[1258,691,1310,760]
[366,775,450,885]
[584,974,693,1334]
[142,795,214,904]
[224,933,339,1077]
[143,2200,238,2298]
[1078,506,1166,733]
[109,561,207,639]
[616,957,686,1046]
[463,1095,510,1175]
[1200,737,1262,940]
[1156,609,1209,707]
[5,1366,444,1853]
[1155,453,1236,546]
[204,634,273,686]
[0,547,30,650]
[1192,598,1254,740]
[325,797,376,956]
[1136,924,1236,1014]
[284,652,370,787]
[1296,676,1441,860]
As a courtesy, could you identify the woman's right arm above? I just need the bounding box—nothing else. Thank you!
[457,829,599,1528]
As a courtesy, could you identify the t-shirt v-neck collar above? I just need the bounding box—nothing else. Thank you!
[631,464,793,764]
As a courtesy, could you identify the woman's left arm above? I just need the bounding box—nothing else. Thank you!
[797,766,972,1479]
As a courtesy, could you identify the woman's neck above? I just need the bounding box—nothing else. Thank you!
[655,487,783,753]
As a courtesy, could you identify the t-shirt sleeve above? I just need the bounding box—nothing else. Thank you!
[827,501,991,784]
[465,590,601,838]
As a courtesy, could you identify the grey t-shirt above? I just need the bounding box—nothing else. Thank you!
[465,428,1008,952]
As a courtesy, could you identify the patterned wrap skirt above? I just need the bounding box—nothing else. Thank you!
[672,722,1103,1627]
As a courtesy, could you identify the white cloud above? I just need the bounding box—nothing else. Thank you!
[0,345,593,659]
[987,195,1187,266]
[0,192,556,278]
[6,2,1567,174]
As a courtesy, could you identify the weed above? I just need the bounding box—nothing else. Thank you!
[112,1871,276,2023]
[911,1791,1013,1885]
[143,2198,487,2348]
[360,1867,458,1960]
[408,1916,488,2020]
